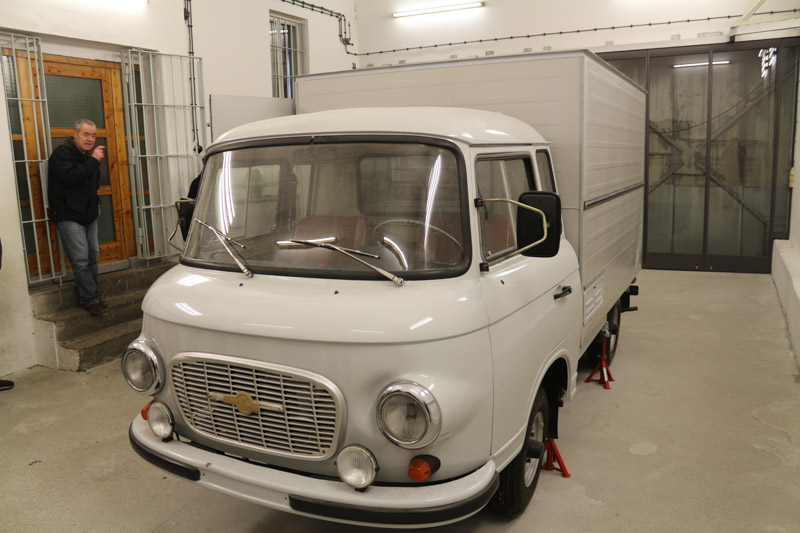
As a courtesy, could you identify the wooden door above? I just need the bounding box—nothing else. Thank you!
[43,56,135,265]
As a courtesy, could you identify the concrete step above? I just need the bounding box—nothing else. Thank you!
[38,289,148,344]
[30,259,173,372]
[30,259,174,317]
[60,319,143,371]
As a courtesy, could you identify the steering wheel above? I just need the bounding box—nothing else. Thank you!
[373,218,463,252]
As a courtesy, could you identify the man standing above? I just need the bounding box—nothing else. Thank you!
[48,119,106,316]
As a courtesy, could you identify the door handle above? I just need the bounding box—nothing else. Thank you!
[553,286,572,300]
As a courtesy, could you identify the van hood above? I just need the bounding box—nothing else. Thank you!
[143,265,488,344]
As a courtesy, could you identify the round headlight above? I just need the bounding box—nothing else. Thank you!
[121,340,162,395]
[336,445,378,489]
[147,401,174,440]
[377,382,441,449]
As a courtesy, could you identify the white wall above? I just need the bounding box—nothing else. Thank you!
[0,89,38,379]
[0,0,357,104]
[193,0,357,98]
[352,0,798,66]
[0,0,186,58]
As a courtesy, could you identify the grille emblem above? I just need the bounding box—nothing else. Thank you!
[208,391,284,415]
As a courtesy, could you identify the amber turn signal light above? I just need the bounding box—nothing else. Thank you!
[141,402,152,421]
[408,455,441,482]
[408,458,430,482]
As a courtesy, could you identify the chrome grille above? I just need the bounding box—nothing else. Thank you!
[171,355,342,459]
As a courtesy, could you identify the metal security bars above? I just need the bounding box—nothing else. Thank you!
[122,50,206,259]
[270,13,307,98]
[1,33,60,283]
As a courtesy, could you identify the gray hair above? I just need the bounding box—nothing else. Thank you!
[73,119,96,131]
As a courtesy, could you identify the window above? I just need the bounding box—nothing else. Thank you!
[184,142,468,280]
[535,150,556,193]
[270,13,307,98]
[475,157,534,260]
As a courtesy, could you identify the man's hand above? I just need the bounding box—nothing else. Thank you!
[92,145,105,161]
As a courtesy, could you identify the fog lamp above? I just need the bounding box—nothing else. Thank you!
[336,445,378,490]
[377,382,441,449]
[147,401,174,440]
[121,339,162,395]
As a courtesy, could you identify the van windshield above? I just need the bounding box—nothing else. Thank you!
[183,141,468,280]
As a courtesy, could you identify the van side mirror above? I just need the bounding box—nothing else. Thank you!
[516,192,561,258]
[168,198,196,252]
[176,198,196,240]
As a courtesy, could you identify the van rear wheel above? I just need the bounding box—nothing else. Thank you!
[587,300,621,367]
[491,386,549,516]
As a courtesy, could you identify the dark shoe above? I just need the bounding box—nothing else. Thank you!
[100,300,108,309]
[0,379,14,391]
[85,302,106,316]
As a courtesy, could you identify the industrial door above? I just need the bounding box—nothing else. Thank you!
[606,39,799,273]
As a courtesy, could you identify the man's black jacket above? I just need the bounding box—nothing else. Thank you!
[48,138,100,225]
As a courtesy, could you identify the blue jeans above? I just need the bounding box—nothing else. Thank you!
[56,220,99,307]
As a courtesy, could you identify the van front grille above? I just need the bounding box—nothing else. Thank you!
[171,355,343,459]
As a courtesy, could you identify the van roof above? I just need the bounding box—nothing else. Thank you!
[212,107,548,148]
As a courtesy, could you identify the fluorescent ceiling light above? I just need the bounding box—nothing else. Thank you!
[393,2,485,18]
[673,61,730,68]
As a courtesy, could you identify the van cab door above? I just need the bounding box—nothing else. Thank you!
[472,150,580,454]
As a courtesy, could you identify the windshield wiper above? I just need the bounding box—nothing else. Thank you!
[278,238,404,287]
[194,219,253,278]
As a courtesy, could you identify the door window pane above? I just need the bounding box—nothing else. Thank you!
[535,150,556,193]
[708,49,776,257]
[97,195,116,244]
[21,205,36,252]
[45,75,105,128]
[647,54,708,256]
[475,158,532,259]
[13,140,30,201]
[2,55,22,134]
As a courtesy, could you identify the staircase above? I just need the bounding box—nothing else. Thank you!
[30,260,175,371]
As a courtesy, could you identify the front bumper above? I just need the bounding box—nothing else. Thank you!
[129,416,499,528]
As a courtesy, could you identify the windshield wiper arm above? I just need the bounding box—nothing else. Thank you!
[194,219,253,278]
[280,239,404,287]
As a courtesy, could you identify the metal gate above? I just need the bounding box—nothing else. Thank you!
[1,32,60,283]
[122,50,207,259]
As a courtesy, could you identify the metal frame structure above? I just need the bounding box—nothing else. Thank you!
[270,12,308,98]
[1,32,60,283]
[602,36,799,273]
[122,50,207,259]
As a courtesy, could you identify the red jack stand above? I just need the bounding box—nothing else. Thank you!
[543,439,571,478]
[585,335,614,389]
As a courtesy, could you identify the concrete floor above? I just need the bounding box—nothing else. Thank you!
[2,270,799,533]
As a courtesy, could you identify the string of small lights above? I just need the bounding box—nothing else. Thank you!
[354,9,799,57]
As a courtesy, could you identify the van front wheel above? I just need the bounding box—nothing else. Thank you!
[490,386,549,516]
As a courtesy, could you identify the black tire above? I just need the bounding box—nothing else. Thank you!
[587,300,622,367]
[490,386,549,516]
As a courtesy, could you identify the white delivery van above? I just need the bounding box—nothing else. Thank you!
[123,51,645,528]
